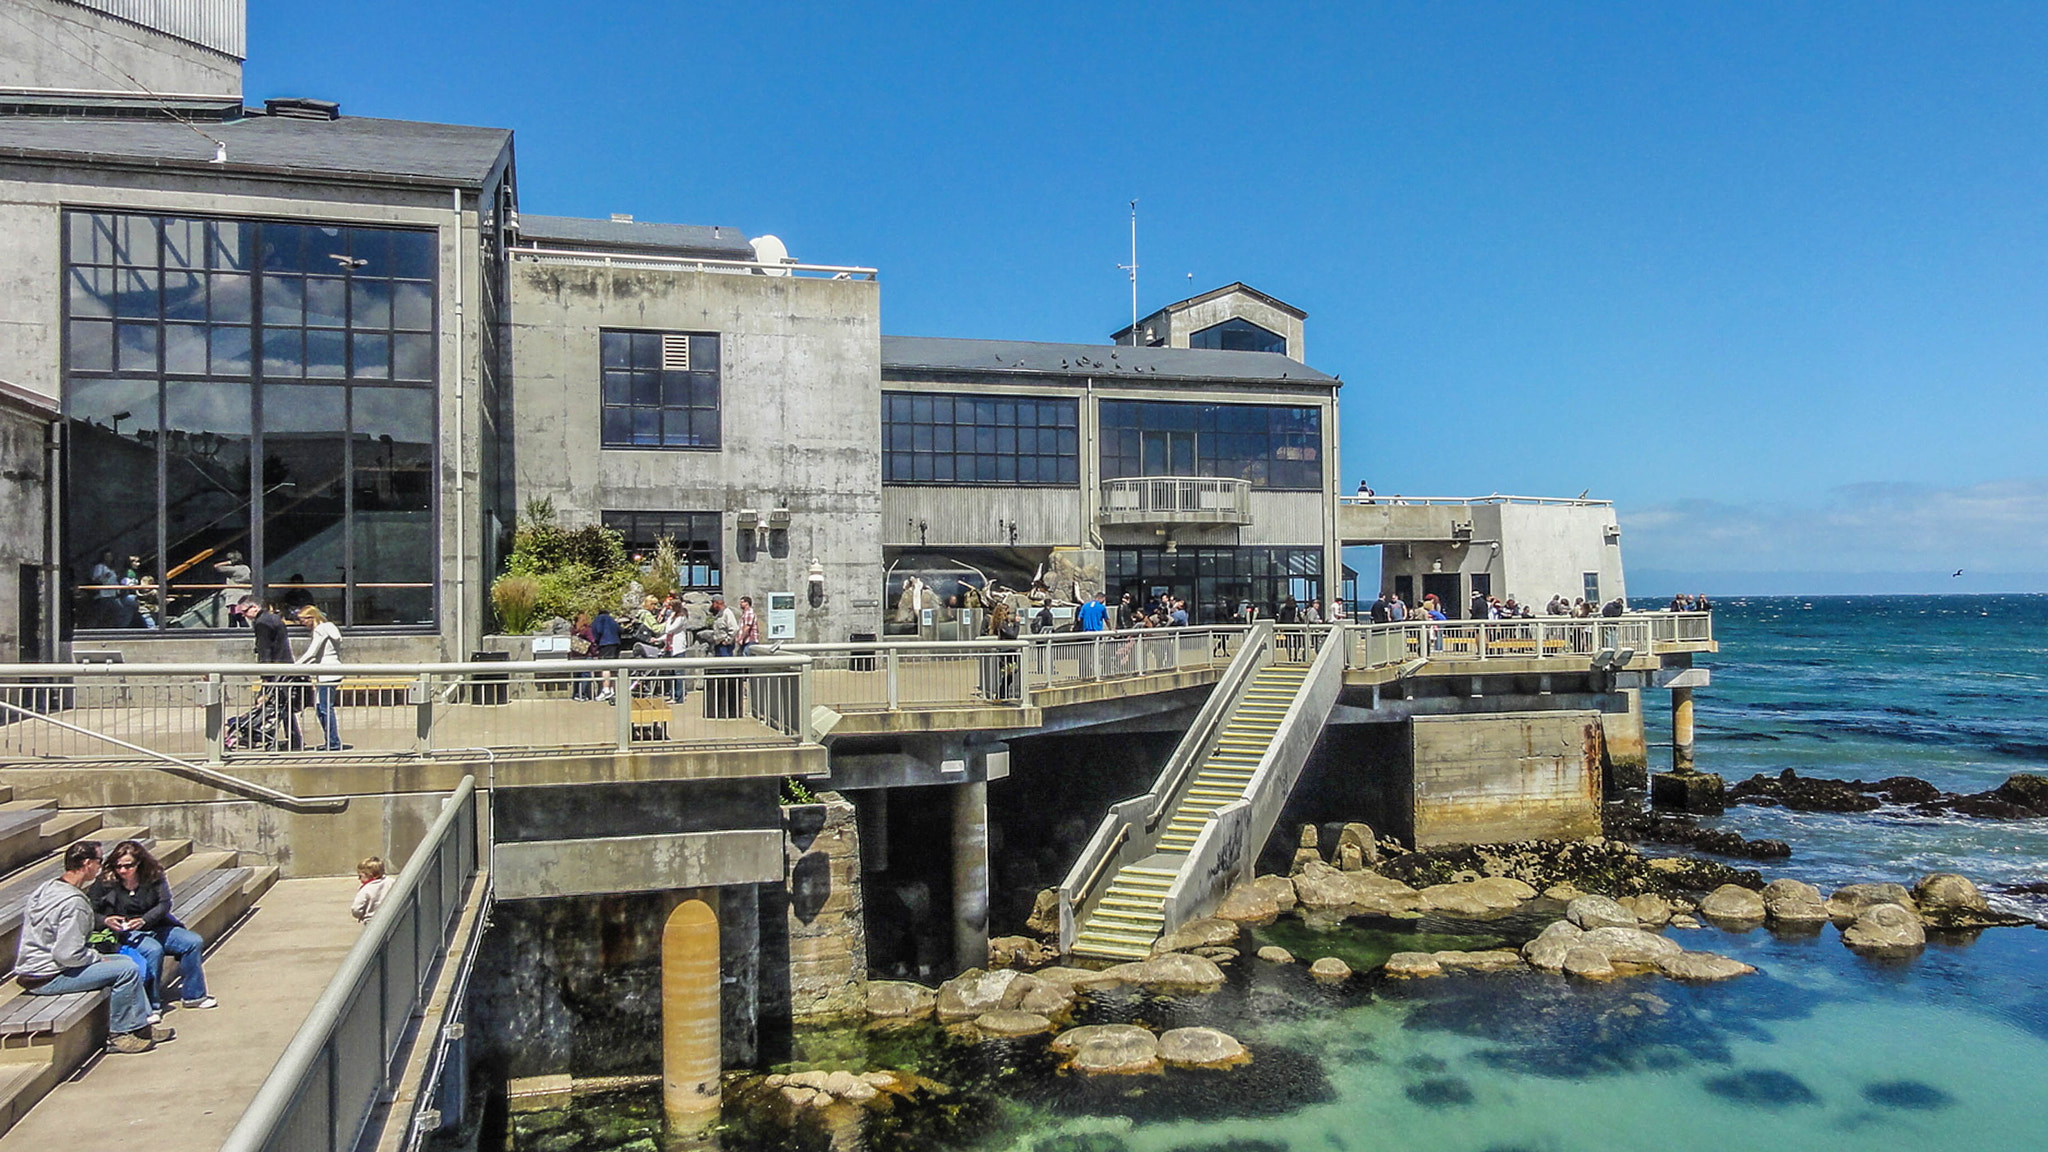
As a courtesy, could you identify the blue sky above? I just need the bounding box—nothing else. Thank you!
[249,2,2048,592]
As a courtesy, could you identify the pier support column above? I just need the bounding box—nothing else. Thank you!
[951,781,989,972]
[662,898,721,1133]
[1670,686,1695,773]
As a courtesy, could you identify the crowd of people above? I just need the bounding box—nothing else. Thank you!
[566,592,760,705]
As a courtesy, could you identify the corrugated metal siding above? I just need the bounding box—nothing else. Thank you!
[58,0,245,59]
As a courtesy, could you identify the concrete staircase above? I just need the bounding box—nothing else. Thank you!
[0,787,278,1137]
[1072,661,1314,960]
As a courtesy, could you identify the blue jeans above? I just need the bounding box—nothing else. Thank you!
[124,926,207,1008]
[28,955,151,1034]
[313,684,340,749]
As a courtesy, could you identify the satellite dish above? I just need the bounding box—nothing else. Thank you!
[750,234,791,276]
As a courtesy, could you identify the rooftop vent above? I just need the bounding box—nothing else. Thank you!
[264,97,340,121]
[611,213,634,224]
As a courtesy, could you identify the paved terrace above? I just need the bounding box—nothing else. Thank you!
[0,617,1713,797]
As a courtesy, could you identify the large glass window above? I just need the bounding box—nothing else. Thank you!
[64,211,437,631]
[1099,400,1321,490]
[1189,317,1286,355]
[601,511,722,591]
[883,392,1080,484]
[599,330,721,449]
[1106,546,1323,624]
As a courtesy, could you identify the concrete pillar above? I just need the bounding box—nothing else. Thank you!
[718,886,760,1069]
[1671,686,1695,772]
[661,898,721,1132]
[951,781,989,972]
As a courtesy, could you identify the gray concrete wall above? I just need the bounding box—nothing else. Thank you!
[1160,292,1305,360]
[507,261,884,644]
[1409,710,1604,846]
[0,0,242,97]
[1496,502,1626,606]
[0,163,484,659]
[0,393,53,660]
[883,485,1079,547]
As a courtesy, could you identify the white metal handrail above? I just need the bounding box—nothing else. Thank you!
[509,245,878,280]
[1098,476,1253,524]
[1337,493,1615,507]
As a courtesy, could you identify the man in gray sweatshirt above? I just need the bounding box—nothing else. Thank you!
[14,840,167,1053]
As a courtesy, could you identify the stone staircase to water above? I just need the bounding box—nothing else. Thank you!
[1072,661,1314,960]
[0,786,277,1136]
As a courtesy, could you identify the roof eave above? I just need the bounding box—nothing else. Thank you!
[0,143,503,191]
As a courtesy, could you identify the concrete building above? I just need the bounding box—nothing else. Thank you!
[1344,496,1628,616]
[1113,281,1307,360]
[1,0,244,101]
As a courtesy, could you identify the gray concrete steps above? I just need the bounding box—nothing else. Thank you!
[0,807,284,1140]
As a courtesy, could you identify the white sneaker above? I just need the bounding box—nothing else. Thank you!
[146,1011,162,1025]
[181,997,218,1010]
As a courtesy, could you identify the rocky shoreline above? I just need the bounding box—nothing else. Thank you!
[1727,769,2048,819]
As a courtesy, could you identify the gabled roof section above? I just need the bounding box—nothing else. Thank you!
[882,336,1336,386]
[515,215,755,260]
[0,111,513,189]
[1111,281,1306,343]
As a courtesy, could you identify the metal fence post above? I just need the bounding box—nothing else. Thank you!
[885,648,900,710]
[615,671,633,750]
[797,659,815,742]
[205,672,225,764]
[412,675,432,757]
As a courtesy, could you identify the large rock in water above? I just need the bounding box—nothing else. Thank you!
[1828,882,1918,923]
[1657,951,1758,981]
[1052,1024,1161,1074]
[1159,1026,1249,1067]
[1433,949,1524,972]
[1911,872,2019,929]
[1084,952,1226,991]
[1213,882,1280,924]
[936,969,1035,1021]
[1383,952,1443,977]
[974,1010,1053,1036]
[1842,903,1926,952]
[988,935,1056,969]
[1761,878,1829,924]
[1699,884,1767,922]
[1024,888,1062,938]
[1337,823,1382,868]
[866,980,937,1020]
[1292,861,1424,914]
[1250,874,1299,912]
[1309,956,1353,980]
[1566,895,1638,931]
[1562,946,1616,979]
[1523,920,1584,971]
[1153,917,1240,954]
[1576,926,1683,965]
[1619,893,1675,928]
[1418,876,1536,916]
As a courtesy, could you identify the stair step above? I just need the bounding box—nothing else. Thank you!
[1126,867,1179,879]
[36,809,104,854]
[1078,927,1160,946]
[1098,899,1165,914]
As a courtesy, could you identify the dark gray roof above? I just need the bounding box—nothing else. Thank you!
[881,335,1338,386]
[0,112,512,188]
[515,214,754,259]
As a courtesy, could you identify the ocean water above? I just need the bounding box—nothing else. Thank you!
[511,595,2048,1152]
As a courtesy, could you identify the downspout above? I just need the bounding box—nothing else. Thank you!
[43,419,62,661]
[1083,376,1101,550]
[450,188,468,658]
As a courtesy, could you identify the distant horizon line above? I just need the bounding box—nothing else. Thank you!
[1629,568,2047,597]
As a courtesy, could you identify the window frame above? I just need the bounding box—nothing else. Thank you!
[882,391,1081,487]
[598,329,723,451]
[1098,399,1322,491]
[600,510,724,592]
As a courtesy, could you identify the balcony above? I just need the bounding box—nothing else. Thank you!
[1098,476,1253,527]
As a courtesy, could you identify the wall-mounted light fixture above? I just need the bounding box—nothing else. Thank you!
[807,558,827,608]
[1431,557,1443,573]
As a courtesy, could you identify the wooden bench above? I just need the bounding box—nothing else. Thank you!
[0,988,104,1044]
[338,677,412,706]
[630,695,671,741]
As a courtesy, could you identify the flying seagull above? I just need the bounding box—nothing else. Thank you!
[1952,569,1964,578]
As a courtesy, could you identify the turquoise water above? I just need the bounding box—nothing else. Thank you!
[514,596,2048,1151]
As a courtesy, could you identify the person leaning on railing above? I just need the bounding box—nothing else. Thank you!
[14,840,171,1054]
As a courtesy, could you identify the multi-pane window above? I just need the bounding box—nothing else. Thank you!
[883,392,1080,484]
[1099,401,1321,490]
[600,331,721,449]
[1106,546,1323,624]
[601,511,721,590]
[64,211,437,631]
[1190,317,1286,355]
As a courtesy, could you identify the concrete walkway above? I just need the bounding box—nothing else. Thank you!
[0,876,364,1151]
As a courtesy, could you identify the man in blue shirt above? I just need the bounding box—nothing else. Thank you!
[1076,593,1108,632]
[591,608,622,701]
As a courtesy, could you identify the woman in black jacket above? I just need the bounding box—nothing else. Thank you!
[90,840,215,1021]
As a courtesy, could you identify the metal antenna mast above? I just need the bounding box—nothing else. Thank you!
[1118,199,1138,336]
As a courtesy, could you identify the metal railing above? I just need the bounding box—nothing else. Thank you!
[220,777,480,1152]
[1098,476,1253,525]
[1336,493,1615,507]
[1649,611,1715,643]
[510,245,878,281]
[1339,612,1708,671]
[1027,625,1248,689]
[0,655,810,765]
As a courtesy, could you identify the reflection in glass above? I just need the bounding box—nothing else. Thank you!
[263,385,347,617]
[162,381,251,629]
[66,379,159,628]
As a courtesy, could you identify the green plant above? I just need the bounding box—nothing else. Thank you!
[491,574,542,634]
[493,499,639,626]
[780,777,817,805]
[639,536,682,603]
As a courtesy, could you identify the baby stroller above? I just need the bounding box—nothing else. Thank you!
[222,680,306,752]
